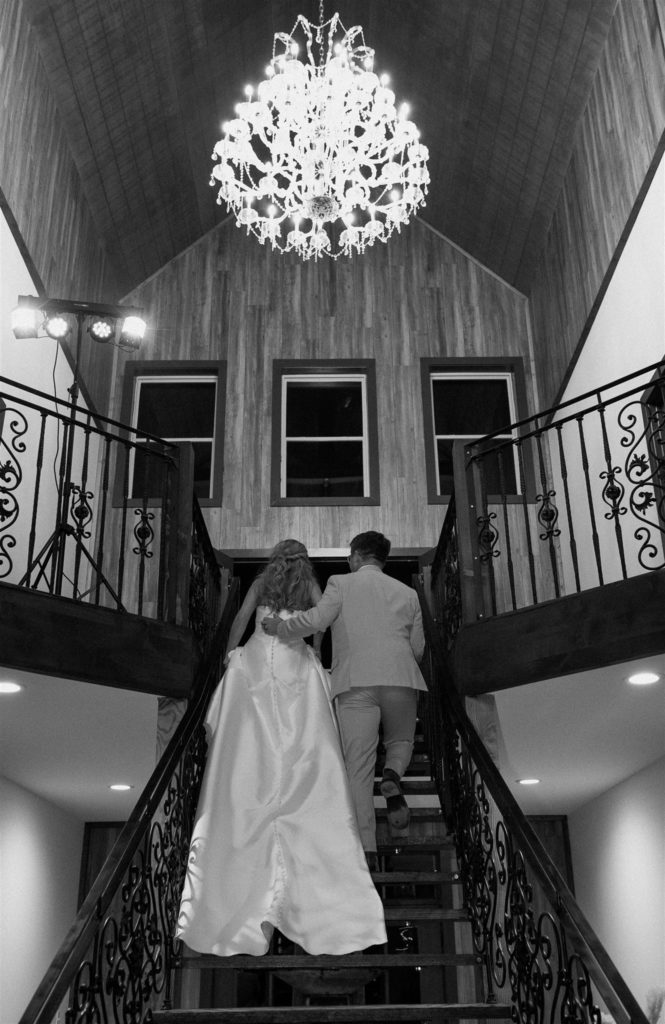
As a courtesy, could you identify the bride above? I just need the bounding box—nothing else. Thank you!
[176,539,387,956]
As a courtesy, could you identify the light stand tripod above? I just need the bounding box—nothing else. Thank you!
[18,311,122,604]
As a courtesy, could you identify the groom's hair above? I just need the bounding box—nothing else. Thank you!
[350,531,391,565]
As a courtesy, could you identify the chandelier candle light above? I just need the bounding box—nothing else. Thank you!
[210,6,429,259]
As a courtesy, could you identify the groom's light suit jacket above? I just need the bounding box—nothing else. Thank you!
[276,564,427,699]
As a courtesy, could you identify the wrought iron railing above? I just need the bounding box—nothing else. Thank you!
[416,579,649,1024]
[0,376,220,630]
[17,579,240,1024]
[431,360,665,629]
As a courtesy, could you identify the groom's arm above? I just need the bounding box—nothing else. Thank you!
[270,576,343,639]
[409,601,425,662]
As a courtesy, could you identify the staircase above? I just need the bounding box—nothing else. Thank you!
[153,730,511,1023]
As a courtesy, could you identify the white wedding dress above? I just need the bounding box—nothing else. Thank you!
[176,606,387,956]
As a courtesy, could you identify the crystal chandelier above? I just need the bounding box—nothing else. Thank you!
[210,5,429,260]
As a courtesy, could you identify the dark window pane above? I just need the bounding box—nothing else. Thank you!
[132,441,212,499]
[471,438,518,494]
[137,381,216,438]
[286,382,363,437]
[192,442,213,499]
[437,438,517,495]
[131,444,169,499]
[432,379,511,436]
[436,440,454,495]
[286,441,364,497]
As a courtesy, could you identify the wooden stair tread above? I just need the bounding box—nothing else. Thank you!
[372,871,461,884]
[376,841,454,853]
[179,953,480,970]
[375,809,444,822]
[383,906,467,921]
[154,1004,511,1021]
[373,780,437,795]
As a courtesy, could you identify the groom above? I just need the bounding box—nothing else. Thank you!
[262,531,427,867]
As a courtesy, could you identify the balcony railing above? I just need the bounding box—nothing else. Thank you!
[430,360,665,635]
[0,376,221,636]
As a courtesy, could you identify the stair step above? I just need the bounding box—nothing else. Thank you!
[383,906,467,922]
[373,780,437,796]
[377,841,455,854]
[376,756,432,778]
[179,953,480,971]
[376,809,443,820]
[154,1004,511,1022]
[372,872,461,885]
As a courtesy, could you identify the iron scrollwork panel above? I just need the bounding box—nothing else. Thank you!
[65,725,208,1024]
[446,731,605,1024]
[618,397,665,570]
[0,403,27,578]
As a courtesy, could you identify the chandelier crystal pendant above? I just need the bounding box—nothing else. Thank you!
[210,7,429,260]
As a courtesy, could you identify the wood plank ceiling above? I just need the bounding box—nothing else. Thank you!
[23,0,617,296]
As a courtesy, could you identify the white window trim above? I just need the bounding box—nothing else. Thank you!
[430,370,520,495]
[130,374,218,501]
[280,373,370,499]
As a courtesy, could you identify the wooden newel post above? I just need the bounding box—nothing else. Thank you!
[163,443,195,626]
[451,440,487,623]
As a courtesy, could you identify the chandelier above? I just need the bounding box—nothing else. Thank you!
[210,6,429,260]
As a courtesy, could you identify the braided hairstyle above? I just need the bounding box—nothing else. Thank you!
[256,539,318,612]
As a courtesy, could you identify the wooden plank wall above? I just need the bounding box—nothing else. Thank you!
[115,219,533,554]
[528,0,665,410]
[0,0,123,412]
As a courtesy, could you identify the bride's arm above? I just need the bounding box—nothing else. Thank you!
[310,582,324,659]
[225,579,261,660]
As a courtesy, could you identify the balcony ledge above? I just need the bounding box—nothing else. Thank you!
[0,581,197,698]
[453,568,665,695]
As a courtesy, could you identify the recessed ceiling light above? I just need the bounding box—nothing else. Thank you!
[109,783,134,791]
[0,681,23,694]
[627,671,661,686]
[517,778,540,786]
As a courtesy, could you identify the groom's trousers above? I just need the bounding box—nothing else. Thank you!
[335,685,418,853]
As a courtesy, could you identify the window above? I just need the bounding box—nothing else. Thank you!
[117,361,225,507]
[271,360,379,506]
[421,358,529,503]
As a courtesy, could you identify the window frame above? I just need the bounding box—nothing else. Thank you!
[271,359,380,507]
[420,357,532,504]
[115,360,226,508]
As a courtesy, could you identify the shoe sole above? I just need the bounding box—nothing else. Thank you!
[380,778,410,835]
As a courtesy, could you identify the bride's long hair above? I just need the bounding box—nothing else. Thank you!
[256,539,318,612]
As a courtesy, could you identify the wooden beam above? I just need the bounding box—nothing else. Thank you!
[0,583,197,697]
[453,569,665,695]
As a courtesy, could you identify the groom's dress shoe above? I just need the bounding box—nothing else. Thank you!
[380,768,410,838]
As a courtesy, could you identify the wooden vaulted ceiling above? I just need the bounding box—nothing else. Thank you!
[24,0,617,296]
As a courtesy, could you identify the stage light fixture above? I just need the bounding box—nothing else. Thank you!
[89,318,115,342]
[10,301,40,339]
[44,315,70,340]
[119,315,147,350]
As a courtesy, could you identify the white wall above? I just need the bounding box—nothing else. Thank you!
[0,211,110,599]
[550,152,665,591]
[0,776,84,1024]
[568,756,665,1013]
[0,210,75,401]
[562,155,665,401]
